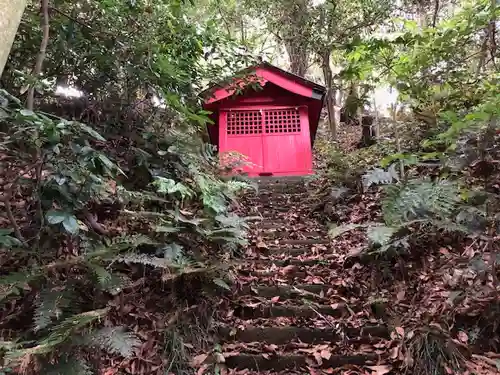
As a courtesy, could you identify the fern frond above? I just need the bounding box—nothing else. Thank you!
[34,287,73,332]
[366,225,400,246]
[84,235,157,261]
[84,326,141,358]
[215,213,249,229]
[90,264,112,287]
[362,164,399,189]
[0,270,40,286]
[0,270,42,303]
[114,253,173,269]
[38,308,109,350]
[382,179,460,226]
[88,263,126,291]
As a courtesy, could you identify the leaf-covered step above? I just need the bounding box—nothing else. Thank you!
[260,230,326,240]
[260,247,313,257]
[233,303,350,319]
[280,238,330,245]
[260,221,288,229]
[257,188,308,196]
[218,325,388,344]
[235,256,337,268]
[223,352,379,371]
[258,193,305,201]
[258,205,291,213]
[238,284,343,301]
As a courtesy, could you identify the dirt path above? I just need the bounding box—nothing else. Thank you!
[217,177,390,375]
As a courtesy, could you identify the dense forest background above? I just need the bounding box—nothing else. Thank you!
[0,0,499,374]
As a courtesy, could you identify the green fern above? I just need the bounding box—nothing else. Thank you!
[0,270,41,286]
[39,308,110,351]
[84,235,158,261]
[85,326,141,357]
[114,253,193,269]
[33,287,73,332]
[362,164,399,190]
[329,179,470,257]
[329,223,367,238]
[366,225,399,246]
[89,264,112,287]
[87,263,128,294]
[152,176,194,200]
[0,270,42,303]
[382,179,460,226]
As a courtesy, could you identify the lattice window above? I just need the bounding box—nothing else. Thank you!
[226,111,263,135]
[264,109,301,134]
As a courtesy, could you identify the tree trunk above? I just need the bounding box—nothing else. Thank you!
[321,52,337,140]
[487,0,497,67]
[416,1,427,28]
[285,42,308,76]
[0,0,27,77]
[431,0,439,27]
[281,0,309,77]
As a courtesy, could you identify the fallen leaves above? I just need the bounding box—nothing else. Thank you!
[320,349,332,360]
[366,364,392,375]
[395,326,405,338]
[191,353,209,367]
[458,331,469,343]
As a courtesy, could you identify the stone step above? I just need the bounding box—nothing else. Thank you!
[218,325,389,344]
[258,206,291,213]
[258,193,305,200]
[260,221,287,229]
[233,303,350,319]
[239,284,340,301]
[236,256,336,268]
[256,176,306,184]
[239,267,339,281]
[259,247,313,257]
[260,230,325,240]
[280,238,330,245]
[223,353,378,371]
[258,188,307,195]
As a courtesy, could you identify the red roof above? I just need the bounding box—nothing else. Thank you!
[201,62,326,145]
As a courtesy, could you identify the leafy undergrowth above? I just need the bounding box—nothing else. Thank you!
[0,87,251,375]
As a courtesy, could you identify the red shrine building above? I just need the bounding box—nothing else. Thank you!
[202,62,326,177]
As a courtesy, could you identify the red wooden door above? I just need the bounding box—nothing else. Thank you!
[220,110,264,175]
[261,107,312,176]
[219,107,312,176]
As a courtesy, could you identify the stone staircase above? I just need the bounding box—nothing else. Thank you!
[217,178,389,374]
